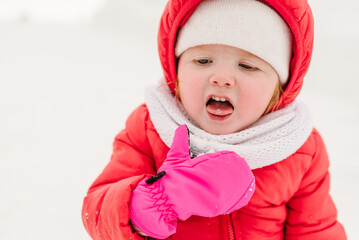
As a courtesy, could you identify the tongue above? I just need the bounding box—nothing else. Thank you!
[206,101,234,116]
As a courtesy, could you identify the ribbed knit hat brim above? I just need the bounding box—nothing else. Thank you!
[175,0,293,84]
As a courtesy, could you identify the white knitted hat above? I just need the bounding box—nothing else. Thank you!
[175,0,293,84]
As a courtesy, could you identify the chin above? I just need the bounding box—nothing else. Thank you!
[202,124,239,135]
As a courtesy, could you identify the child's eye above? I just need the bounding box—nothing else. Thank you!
[195,59,212,64]
[239,63,256,70]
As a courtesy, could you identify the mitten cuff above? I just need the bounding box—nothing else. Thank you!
[130,179,178,239]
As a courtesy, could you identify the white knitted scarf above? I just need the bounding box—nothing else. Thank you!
[145,80,313,169]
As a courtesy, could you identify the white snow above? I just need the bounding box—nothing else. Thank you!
[0,0,358,239]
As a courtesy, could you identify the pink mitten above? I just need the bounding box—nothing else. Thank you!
[130,125,255,239]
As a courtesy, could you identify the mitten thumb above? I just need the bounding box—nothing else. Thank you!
[160,125,191,171]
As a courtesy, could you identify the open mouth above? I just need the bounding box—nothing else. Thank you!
[206,96,234,120]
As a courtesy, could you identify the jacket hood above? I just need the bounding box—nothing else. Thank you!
[157,0,314,109]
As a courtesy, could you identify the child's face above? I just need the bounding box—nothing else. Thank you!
[177,44,279,135]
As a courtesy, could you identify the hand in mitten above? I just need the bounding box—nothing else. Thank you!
[130,125,255,239]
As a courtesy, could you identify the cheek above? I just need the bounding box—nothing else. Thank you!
[178,71,204,99]
[240,80,276,109]
[179,80,202,106]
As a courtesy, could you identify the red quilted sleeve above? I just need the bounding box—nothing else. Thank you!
[284,130,347,240]
[82,105,157,240]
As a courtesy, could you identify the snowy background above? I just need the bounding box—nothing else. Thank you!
[0,0,358,239]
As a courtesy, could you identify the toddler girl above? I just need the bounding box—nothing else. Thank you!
[82,0,347,239]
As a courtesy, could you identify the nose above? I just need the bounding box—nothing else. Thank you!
[209,73,235,88]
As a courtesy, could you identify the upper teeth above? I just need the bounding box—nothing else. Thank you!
[212,97,227,102]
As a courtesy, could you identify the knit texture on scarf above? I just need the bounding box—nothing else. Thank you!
[145,81,313,169]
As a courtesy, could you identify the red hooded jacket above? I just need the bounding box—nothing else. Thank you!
[82,0,347,239]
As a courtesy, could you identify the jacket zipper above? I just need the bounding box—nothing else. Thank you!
[227,214,235,240]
